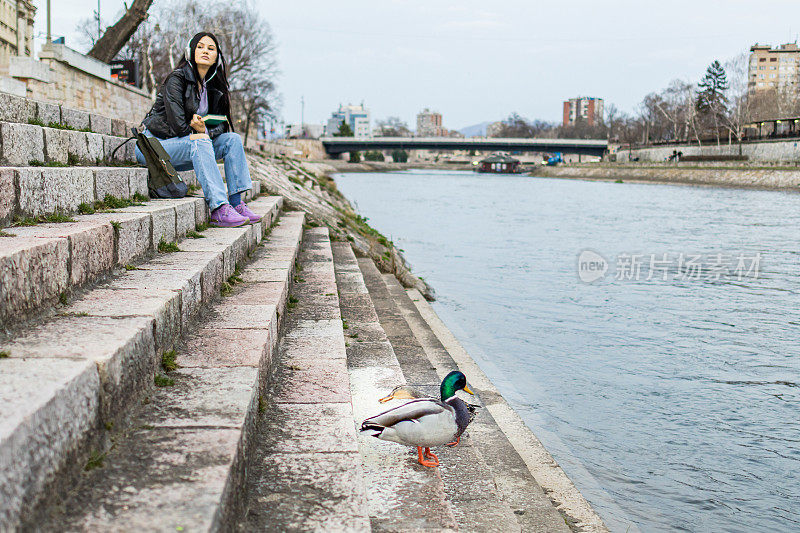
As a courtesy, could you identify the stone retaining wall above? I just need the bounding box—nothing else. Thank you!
[537,165,800,190]
[616,139,800,163]
[9,44,152,124]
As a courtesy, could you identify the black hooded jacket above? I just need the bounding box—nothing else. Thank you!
[142,62,233,140]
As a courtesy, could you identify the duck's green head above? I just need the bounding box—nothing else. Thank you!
[441,371,474,400]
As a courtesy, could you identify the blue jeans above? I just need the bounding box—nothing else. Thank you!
[135,130,252,210]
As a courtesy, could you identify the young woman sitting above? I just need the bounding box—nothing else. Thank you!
[137,31,260,228]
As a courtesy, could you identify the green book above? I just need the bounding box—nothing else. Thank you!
[201,114,228,126]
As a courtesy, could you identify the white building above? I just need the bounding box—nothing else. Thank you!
[325,103,371,138]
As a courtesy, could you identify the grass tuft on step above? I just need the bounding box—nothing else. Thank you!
[161,350,179,372]
[154,373,175,387]
[220,281,233,296]
[84,450,106,471]
[0,350,10,359]
[28,160,68,167]
[13,211,76,226]
[158,239,181,253]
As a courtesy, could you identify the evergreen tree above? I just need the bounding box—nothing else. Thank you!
[696,60,729,143]
[696,60,729,113]
[334,120,355,137]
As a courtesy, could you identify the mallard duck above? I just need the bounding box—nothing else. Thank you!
[378,381,480,447]
[361,371,477,467]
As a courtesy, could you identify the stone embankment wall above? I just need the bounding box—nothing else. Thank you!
[8,44,152,124]
[537,164,800,190]
[616,138,800,163]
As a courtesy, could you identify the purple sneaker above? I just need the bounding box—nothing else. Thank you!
[234,202,262,224]
[210,204,249,228]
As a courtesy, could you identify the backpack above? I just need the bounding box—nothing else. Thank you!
[112,128,188,199]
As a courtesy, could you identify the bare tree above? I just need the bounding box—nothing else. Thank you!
[87,0,154,63]
[494,113,555,138]
[721,53,753,146]
[84,0,281,133]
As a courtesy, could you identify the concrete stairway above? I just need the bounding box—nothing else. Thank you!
[0,193,284,530]
[0,91,139,138]
[0,106,259,328]
[33,211,305,531]
[331,241,458,531]
[0,175,260,329]
[237,237,578,531]
[242,227,371,531]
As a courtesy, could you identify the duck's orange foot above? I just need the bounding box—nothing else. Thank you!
[446,437,460,447]
[417,446,439,467]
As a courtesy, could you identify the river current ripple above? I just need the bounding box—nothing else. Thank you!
[334,169,800,532]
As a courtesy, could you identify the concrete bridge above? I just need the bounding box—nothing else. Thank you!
[320,136,608,157]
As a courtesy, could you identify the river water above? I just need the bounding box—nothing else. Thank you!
[334,169,800,533]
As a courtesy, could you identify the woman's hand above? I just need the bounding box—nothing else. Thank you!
[190,114,206,133]
[189,133,209,140]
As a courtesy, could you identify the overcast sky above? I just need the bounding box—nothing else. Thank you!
[41,1,800,129]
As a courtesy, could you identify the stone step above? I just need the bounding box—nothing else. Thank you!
[0,166,148,225]
[0,196,207,329]
[0,121,137,166]
[0,197,286,530]
[331,241,459,530]
[241,228,371,531]
[379,272,577,532]
[357,258,538,532]
[0,164,257,226]
[0,90,137,137]
[32,210,305,532]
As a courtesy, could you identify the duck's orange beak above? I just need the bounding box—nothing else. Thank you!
[463,385,474,395]
[378,393,394,403]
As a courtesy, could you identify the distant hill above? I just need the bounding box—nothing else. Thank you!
[458,121,492,138]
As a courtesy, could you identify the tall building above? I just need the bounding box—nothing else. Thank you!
[325,103,371,138]
[748,43,800,91]
[562,97,604,127]
[0,0,36,73]
[416,108,445,137]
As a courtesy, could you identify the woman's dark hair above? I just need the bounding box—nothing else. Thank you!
[169,31,233,125]
[180,32,229,92]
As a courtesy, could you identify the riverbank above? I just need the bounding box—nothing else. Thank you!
[537,163,800,190]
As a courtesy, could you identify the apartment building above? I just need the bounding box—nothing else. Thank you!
[749,43,800,91]
[0,0,36,73]
[416,108,445,137]
[562,96,604,127]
